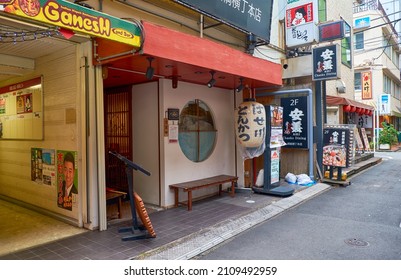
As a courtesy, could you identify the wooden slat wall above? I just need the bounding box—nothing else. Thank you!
[104,86,132,193]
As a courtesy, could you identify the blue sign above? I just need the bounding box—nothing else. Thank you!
[173,0,273,42]
[354,16,370,29]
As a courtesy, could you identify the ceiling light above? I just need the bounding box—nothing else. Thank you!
[145,57,154,80]
[236,77,244,93]
[207,70,216,88]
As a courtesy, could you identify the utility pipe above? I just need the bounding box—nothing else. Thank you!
[255,88,314,180]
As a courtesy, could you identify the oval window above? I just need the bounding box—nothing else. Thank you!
[178,99,216,162]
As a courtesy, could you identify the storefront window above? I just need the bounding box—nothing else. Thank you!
[178,99,216,162]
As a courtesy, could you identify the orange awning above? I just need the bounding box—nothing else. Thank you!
[95,21,282,89]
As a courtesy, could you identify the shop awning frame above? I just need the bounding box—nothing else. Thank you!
[326,95,375,111]
[95,21,282,90]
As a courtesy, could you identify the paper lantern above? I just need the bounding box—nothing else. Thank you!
[368,110,373,116]
[350,106,357,113]
[343,105,351,112]
[235,99,266,148]
[359,108,365,115]
[355,107,361,114]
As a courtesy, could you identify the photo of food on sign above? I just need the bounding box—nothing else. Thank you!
[1,0,40,16]
[322,144,347,167]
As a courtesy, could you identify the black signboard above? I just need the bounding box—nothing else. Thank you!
[323,127,351,168]
[173,0,273,42]
[312,44,340,81]
[281,96,308,149]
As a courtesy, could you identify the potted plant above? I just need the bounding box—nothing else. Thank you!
[378,122,398,150]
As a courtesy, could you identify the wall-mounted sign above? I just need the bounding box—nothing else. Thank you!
[281,96,308,149]
[319,21,344,42]
[167,108,179,120]
[0,0,142,47]
[362,71,372,100]
[312,44,340,81]
[285,0,318,47]
[379,94,391,115]
[173,0,273,42]
[354,16,371,29]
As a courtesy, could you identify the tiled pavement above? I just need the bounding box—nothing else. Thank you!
[0,188,282,260]
[0,152,386,260]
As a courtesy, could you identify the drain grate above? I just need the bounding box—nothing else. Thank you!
[344,238,369,247]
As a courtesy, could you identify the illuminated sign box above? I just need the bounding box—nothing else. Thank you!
[354,16,371,29]
[318,21,344,42]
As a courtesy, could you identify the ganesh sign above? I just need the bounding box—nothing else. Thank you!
[235,99,266,149]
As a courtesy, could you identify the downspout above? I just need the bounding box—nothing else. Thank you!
[84,56,90,225]
[255,88,314,180]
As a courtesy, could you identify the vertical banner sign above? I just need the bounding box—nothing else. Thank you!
[312,44,340,81]
[379,94,390,115]
[285,0,318,47]
[269,105,286,148]
[281,96,308,148]
[362,72,372,99]
[323,127,351,168]
[270,149,280,184]
[57,150,78,211]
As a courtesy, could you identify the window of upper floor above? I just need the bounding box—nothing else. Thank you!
[383,35,392,59]
[354,32,364,50]
[354,72,362,91]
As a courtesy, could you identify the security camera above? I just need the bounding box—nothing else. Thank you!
[283,64,288,69]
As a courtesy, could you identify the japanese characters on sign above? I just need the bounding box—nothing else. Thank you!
[312,44,340,81]
[281,96,308,149]
[174,0,273,42]
[285,0,318,47]
[362,72,372,99]
[235,100,266,148]
[323,126,352,168]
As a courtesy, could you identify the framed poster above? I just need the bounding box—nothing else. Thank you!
[57,150,78,211]
[0,77,43,140]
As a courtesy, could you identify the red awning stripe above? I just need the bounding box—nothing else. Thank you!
[326,95,374,110]
[141,21,282,87]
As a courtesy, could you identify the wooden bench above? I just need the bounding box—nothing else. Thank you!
[169,174,238,211]
[106,188,127,219]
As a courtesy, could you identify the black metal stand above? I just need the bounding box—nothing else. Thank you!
[108,151,153,241]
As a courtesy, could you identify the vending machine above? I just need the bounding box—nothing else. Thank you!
[252,105,294,197]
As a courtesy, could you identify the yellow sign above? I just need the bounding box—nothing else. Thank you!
[1,0,141,47]
[362,71,372,100]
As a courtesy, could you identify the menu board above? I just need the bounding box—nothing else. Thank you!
[0,77,43,140]
[360,128,371,151]
[323,125,354,168]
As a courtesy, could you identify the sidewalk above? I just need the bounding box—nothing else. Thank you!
[0,154,384,260]
[1,182,330,260]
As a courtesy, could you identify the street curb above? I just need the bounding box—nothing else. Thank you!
[131,183,332,260]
